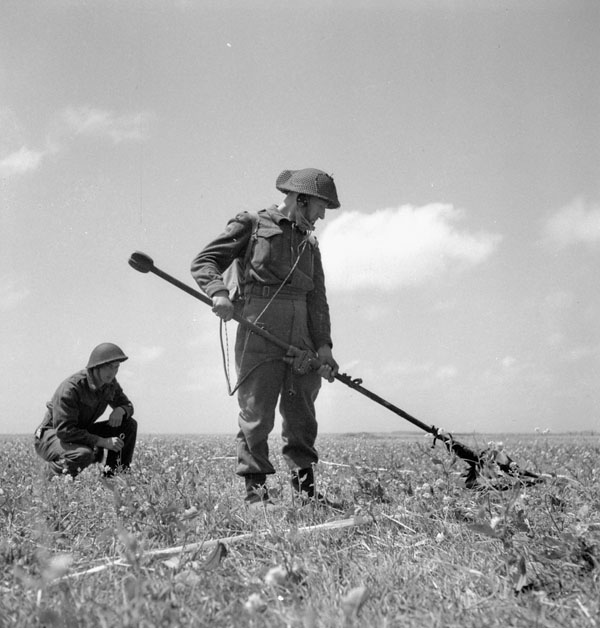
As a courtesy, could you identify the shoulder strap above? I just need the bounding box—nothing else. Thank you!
[242,211,260,266]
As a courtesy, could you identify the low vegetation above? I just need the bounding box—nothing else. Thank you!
[1,432,599,627]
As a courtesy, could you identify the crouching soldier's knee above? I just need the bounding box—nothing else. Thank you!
[60,445,98,477]
[122,416,138,437]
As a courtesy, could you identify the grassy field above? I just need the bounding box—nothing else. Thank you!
[1,431,599,627]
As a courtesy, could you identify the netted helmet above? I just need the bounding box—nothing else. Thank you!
[276,168,340,209]
[86,343,128,369]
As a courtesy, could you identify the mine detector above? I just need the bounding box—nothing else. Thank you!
[129,251,543,489]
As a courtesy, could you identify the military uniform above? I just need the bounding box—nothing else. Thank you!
[34,344,137,477]
[191,205,332,477]
[192,168,343,507]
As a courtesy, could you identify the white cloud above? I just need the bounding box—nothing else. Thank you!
[436,365,458,379]
[188,321,222,349]
[0,277,31,311]
[182,363,230,392]
[542,198,600,248]
[546,332,564,347]
[133,345,165,363]
[320,204,501,291]
[500,356,517,369]
[384,360,435,379]
[0,106,152,179]
[0,146,44,177]
[0,108,24,151]
[565,344,600,362]
[62,106,153,143]
[544,290,574,310]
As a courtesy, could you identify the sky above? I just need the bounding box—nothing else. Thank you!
[1,0,599,437]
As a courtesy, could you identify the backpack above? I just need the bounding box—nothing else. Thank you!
[222,211,260,308]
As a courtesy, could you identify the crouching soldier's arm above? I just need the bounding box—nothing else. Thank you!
[53,382,100,449]
[108,382,134,427]
[53,387,122,452]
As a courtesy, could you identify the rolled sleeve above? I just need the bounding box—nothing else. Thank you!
[110,382,134,418]
[191,213,253,296]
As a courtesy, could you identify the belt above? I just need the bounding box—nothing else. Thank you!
[244,284,307,300]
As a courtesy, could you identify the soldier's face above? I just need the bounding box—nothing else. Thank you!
[304,197,328,225]
[96,361,120,385]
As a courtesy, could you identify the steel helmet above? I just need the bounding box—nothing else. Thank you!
[276,168,340,209]
[86,343,129,369]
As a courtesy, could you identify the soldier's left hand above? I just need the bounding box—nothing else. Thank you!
[108,407,125,427]
[317,345,338,383]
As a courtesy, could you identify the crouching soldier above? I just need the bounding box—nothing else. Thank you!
[34,343,138,478]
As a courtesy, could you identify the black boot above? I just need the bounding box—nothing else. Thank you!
[291,467,315,497]
[244,474,281,512]
[291,467,345,511]
[244,473,268,504]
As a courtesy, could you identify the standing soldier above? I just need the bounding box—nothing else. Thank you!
[34,343,138,478]
[191,168,342,510]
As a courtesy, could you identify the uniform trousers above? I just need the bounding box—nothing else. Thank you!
[235,294,321,476]
[34,416,138,477]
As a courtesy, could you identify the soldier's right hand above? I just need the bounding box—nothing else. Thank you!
[101,436,124,452]
[211,292,235,322]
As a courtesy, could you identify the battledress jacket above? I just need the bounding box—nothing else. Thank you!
[36,370,134,448]
[190,206,332,351]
